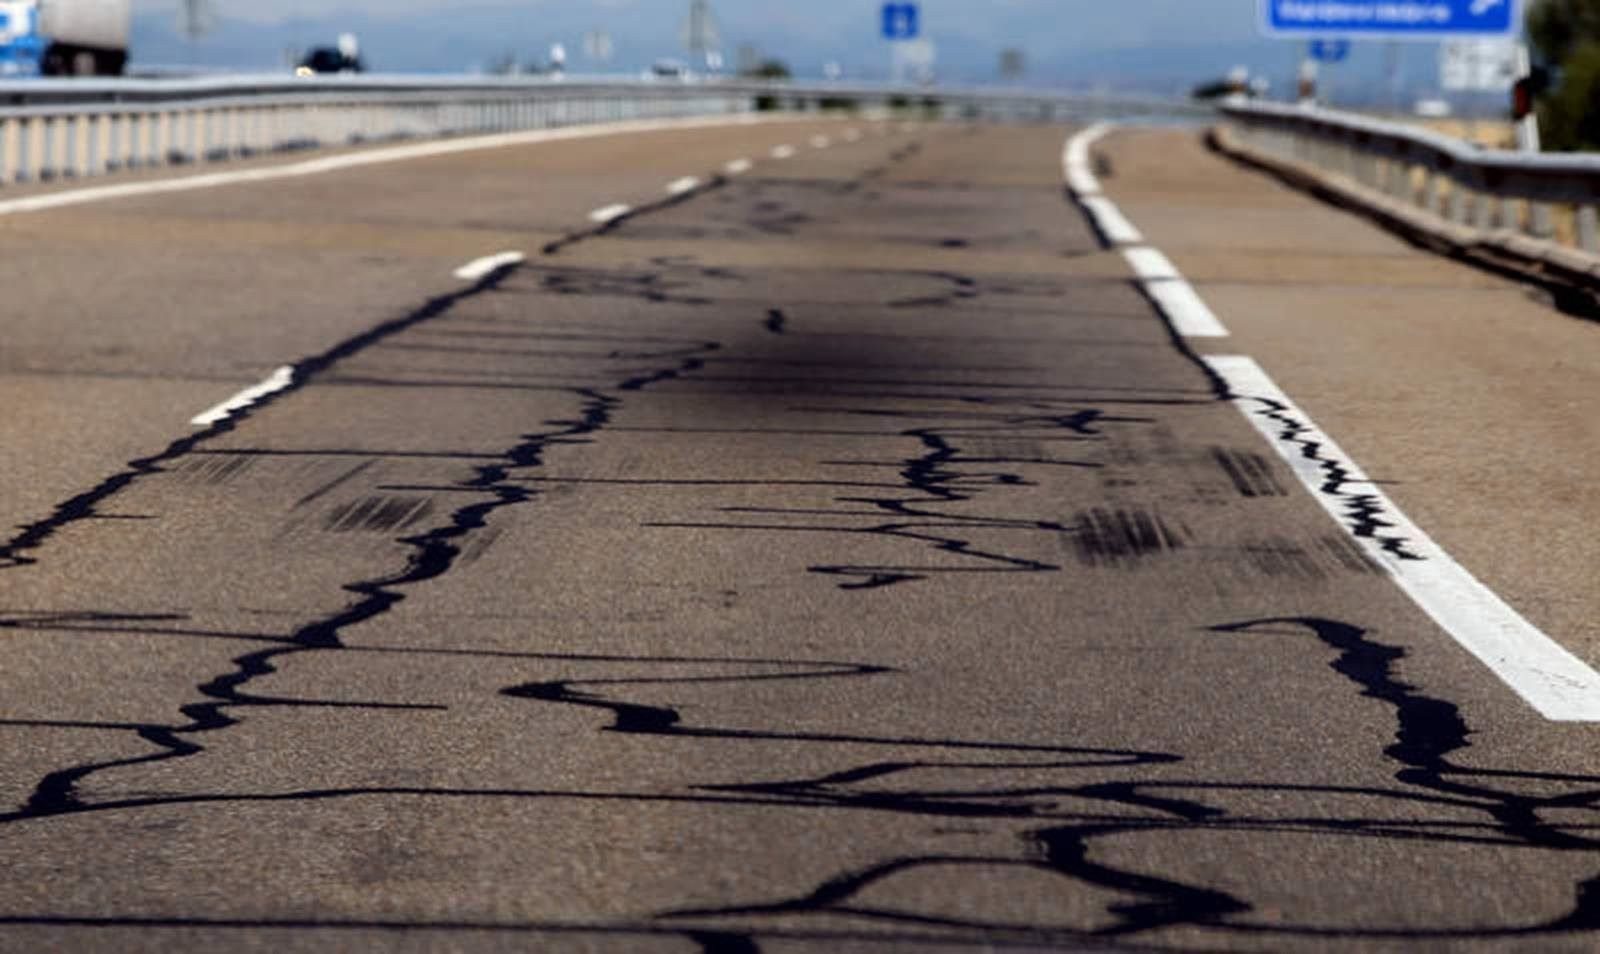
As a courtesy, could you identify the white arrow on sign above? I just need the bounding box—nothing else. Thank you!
[1470,0,1505,16]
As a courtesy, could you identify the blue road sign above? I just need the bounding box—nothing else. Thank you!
[1260,0,1517,39]
[1309,38,1352,62]
[882,2,919,41]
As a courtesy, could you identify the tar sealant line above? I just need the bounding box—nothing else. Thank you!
[724,158,753,175]
[0,112,798,220]
[453,251,525,281]
[666,176,700,196]
[588,203,632,224]
[190,366,296,427]
[1205,354,1600,722]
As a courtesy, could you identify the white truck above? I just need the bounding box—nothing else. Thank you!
[0,0,129,77]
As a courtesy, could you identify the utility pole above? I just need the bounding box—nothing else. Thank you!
[683,0,720,71]
[177,0,215,68]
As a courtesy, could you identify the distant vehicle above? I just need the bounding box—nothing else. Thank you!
[0,0,129,77]
[296,32,364,76]
[648,58,690,81]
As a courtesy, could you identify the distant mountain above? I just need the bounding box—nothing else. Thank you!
[128,1,1455,102]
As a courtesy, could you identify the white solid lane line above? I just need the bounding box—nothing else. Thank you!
[725,158,753,174]
[771,144,796,159]
[1206,355,1600,722]
[0,113,788,220]
[453,251,525,281]
[588,203,632,224]
[666,176,700,195]
[190,366,296,427]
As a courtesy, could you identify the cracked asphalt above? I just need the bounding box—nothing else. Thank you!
[1,117,1598,953]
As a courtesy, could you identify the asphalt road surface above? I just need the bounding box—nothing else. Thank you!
[1,116,1598,953]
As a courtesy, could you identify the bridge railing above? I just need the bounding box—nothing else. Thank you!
[0,74,1206,188]
[1219,98,1600,255]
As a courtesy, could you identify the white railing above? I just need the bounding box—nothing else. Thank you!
[0,74,1208,187]
[1220,99,1600,255]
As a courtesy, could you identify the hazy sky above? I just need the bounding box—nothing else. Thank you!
[127,0,1462,100]
[135,0,1252,38]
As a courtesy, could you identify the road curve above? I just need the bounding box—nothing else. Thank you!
[0,116,1598,953]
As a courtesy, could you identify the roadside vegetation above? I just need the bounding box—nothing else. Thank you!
[1528,0,1600,151]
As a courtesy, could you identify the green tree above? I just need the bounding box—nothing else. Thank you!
[1527,0,1600,150]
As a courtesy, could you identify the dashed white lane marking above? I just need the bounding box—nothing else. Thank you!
[666,176,700,196]
[190,366,296,427]
[1206,355,1600,723]
[810,135,832,149]
[0,113,791,219]
[453,251,525,281]
[771,144,796,159]
[1062,121,1111,195]
[1122,246,1180,281]
[1080,195,1143,245]
[1120,247,1228,337]
[588,203,632,224]
[1064,126,1228,338]
[1142,279,1230,338]
[725,158,753,174]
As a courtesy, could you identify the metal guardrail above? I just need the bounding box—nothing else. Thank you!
[1219,98,1600,253]
[0,74,1207,188]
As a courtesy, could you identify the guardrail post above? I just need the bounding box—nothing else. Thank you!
[1422,165,1442,215]
[105,113,122,172]
[1578,206,1599,252]
[1530,202,1555,239]
[85,113,102,177]
[1473,190,1497,230]
[66,114,82,178]
[39,116,58,180]
[1499,195,1521,231]
[15,117,30,183]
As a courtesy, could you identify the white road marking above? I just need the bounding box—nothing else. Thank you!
[1206,354,1600,722]
[453,251,525,281]
[588,203,632,224]
[843,129,863,142]
[1120,246,1229,337]
[666,176,700,195]
[810,135,832,149]
[1122,246,1180,281]
[724,158,753,174]
[190,366,296,427]
[0,112,794,220]
[1063,122,1112,196]
[1062,127,1227,338]
[771,144,796,159]
[1080,196,1143,245]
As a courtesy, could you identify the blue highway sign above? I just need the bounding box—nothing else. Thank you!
[1309,38,1352,62]
[882,2,919,41]
[1261,0,1517,39]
